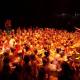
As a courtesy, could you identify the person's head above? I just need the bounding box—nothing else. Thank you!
[34,49,38,54]
[25,45,29,51]
[56,48,61,53]
[4,19,12,28]
[4,52,9,57]
[24,55,30,64]
[44,51,50,58]
[42,58,48,66]
[30,54,35,61]
[61,61,71,72]
[3,57,10,64]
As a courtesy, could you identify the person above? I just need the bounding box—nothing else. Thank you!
[10,63,23,80]
[4,19,13,35]
[30,54,38,80]
[38,57,49,80]
[58,61,75,80]
[9,36,15,49]
[1,56,11,80]
[23,55,32,80]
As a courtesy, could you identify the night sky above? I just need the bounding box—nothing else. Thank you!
[0,0,80,29]
[0,0,79,15]
[0,0,80,16]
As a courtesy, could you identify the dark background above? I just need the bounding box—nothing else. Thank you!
[0,0,80,31]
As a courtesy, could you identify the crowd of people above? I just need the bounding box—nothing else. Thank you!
[0,26,80,80]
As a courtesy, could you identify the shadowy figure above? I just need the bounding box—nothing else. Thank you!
[30,54,38,80]
[38,56,50,80]
[58,61,75,80]
[10,63,23,80]
[23,55,32,80]
[1,56,10,80]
